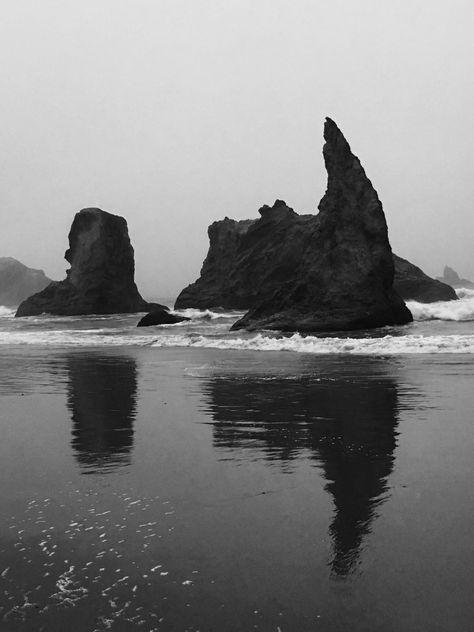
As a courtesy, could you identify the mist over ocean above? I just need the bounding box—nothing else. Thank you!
[1,290,474,631]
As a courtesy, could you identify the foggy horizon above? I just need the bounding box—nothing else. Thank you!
[1,0,473,300]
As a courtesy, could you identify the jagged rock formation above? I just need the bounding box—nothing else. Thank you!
[0,257,52,306]
[137,308,190,327]
[176,215,455,310]
[16,208,160,317]
[177,118,412,332]
[437,265,474,289]
[175,202,312,311]
[393,256,458,302]
[175,218,256,310]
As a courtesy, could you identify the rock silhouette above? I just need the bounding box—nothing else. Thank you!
[177,118,412,332]
[0,257,52,306]
[175,213,454,311]
[175,200,311,311]
[137,308,190,327]
[16,208,159,317]
[393,255,457,302]
[437,265,474,289]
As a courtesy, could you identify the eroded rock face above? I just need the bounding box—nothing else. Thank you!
[393,256,458,302]
[177,119,412,332]
[16,208,158,317]
[174,200,311,311]
[0,257,52,306]
[437,266,474,289]
[176,215,454,311]
[175,217,255,310]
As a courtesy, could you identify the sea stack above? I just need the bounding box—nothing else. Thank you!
[437,266,474,289]
[232,118,412,331]
[16,208,159,317]
[177,119,412,331]
[174,201,311,311]
[176,216,455,308]
[0,257,52,306]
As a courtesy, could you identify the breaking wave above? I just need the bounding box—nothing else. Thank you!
[172,308,244,320]
[1,329,474,354]
[177,300,474,325]
[152,333,474,354]
[407,294,474,322]
[0,305,15,318]
[455,287,474,299]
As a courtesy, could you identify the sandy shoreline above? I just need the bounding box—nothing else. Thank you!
[1,346,474,630]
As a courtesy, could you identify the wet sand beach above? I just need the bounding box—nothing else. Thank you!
[1,344,474,631]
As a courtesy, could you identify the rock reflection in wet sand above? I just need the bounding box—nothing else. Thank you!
[66,354,137,474]
[201,358,400,576]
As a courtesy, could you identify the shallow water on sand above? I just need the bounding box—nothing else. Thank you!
[1,344,474,631]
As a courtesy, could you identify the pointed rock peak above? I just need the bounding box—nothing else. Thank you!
[324,116,342,139]
[318,115,388,241]
[442,266,461,284]
[322,117,356,168]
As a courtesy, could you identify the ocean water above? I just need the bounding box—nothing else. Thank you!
[1,291,474,631]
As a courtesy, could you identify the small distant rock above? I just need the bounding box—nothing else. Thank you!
[437,265,474,289]
[137,308,190,327]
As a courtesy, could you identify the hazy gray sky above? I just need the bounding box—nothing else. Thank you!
[1,0,473,298]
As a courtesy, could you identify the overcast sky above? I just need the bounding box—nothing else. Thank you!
[1,0,473,299]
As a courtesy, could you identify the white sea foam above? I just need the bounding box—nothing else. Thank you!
[181,300,474,324]
[2,328,474,353]
[407,295,474,321]
[172,308,244,320]
[456,287,474,299]
[0,329,152,346]
[150,333,474,354]
[0,305,15,318]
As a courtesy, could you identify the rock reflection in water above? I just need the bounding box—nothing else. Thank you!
[201,359,401,577]
[66,353,137,474]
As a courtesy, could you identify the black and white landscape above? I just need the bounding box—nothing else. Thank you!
[1,3,474,632]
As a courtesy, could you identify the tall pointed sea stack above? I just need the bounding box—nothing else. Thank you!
[231,118,412,331]
[16,208,159,317]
